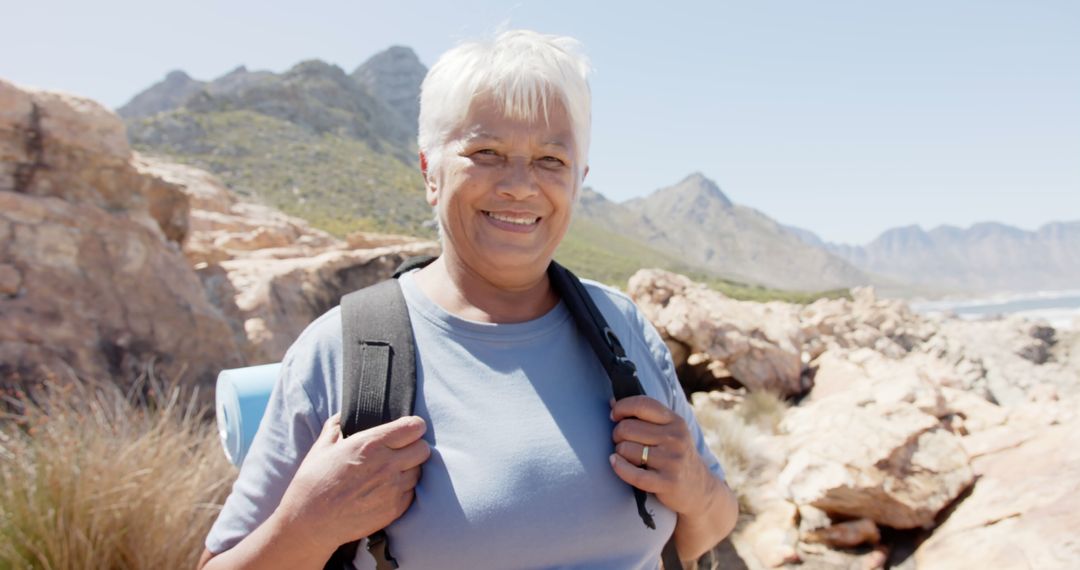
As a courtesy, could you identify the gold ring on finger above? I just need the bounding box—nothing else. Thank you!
[641,444,650,468]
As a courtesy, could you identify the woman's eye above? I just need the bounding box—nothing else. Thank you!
[540,156,565,166]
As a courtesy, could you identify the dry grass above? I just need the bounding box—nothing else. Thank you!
[693,391,790,516]
[0,372,236,570]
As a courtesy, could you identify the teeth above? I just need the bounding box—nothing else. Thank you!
[485,211,539,225]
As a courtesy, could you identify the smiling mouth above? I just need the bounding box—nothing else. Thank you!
[483,211,541,226]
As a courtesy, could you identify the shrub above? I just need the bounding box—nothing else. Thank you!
[0,372,236,569]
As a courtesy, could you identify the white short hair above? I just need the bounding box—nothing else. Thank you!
[418,30,592,173]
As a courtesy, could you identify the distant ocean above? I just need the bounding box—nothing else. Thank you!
[909,290,1080,331]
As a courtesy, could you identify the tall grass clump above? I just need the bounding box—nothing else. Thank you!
[0,372,236,569]
[693,390,790,515]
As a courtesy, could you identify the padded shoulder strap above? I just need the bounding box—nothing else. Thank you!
[548,260,682,570]
[340,279,417,437]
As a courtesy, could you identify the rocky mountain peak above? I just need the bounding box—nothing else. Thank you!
[164,70,193,83]
[285,59,349,82]
[654,172,733,209]
[352,46,427,132]
[117,70,206,119]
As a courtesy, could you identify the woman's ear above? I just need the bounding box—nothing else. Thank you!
[419,152,438,206]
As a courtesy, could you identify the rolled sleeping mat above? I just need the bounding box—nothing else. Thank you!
[216,363,281,466]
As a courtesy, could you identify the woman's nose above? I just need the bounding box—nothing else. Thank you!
[496,157,539,200]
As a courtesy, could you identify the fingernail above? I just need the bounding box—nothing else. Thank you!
[609,453,617,466]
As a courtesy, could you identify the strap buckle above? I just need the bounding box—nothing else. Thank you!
[366,531,399,570]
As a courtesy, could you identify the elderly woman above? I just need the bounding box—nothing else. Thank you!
[199,30,737,569]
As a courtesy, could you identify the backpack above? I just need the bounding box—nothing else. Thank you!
[218,256,681,570]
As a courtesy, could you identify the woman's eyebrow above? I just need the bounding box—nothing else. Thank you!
[541,140,570,150]
[464,132,502,143]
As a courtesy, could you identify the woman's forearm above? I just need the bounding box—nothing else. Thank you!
[201,508,338,570]
[672,475,739,562]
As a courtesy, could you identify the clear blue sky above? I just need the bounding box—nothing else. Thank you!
[3,0,1077,245]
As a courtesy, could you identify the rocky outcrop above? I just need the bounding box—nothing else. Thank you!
[628,270,805,396]
[351,46,426,134]
[0,79,242,387]
[778,396,973,529]
[635,268,1077,569]
[116,70,207,119]
[914,417,1080,568]
[136,155,438,364]
[2,78,439,388]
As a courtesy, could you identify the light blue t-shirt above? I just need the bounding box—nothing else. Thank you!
[206,271,724,569]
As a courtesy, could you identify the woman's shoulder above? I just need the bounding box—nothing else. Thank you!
[277,305,344,414]
[578,279,674,384]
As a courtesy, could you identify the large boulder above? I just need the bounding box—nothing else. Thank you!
[799,287,935,361]
[628,269,805,396]
[778,391,974,529]
[2,78,440,389]
[219,243,439,363]
[915,418,1080,569]
[1,79,242,387]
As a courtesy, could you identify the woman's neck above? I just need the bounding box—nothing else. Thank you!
[412,255,559,323]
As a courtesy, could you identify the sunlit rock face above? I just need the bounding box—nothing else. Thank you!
[1,79,242,389]
[633,268,1078,569]
[1,79,439,389]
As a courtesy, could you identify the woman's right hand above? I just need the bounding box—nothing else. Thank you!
[273,413,431,553]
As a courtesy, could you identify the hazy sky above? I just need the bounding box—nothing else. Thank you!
[3,0,1077,244]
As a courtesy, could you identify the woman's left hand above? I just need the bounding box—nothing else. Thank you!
[609,395,718,517]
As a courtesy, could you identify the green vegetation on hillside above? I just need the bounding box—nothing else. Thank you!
[130,109,434,237]
[130,110,843,304]
[557,217,848,304]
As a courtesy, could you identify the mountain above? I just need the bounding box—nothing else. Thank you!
[122,48,432,236]
[811,221,1080,293]
[582,173,873,291]
[351,46,426,135]
[117,70,206,119]
[117,48,864,295]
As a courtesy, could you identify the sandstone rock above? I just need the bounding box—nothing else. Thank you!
[745,501,801,567]
[133,153,233,213]
[803,518,880,549]
[778,394,974,529]
[132,157,443,363]
[628,269,805,396]
[1,80,243,389]
[217,242,439,363]
[0,190,241,389]
[1,83,190,244]
[915,418,1080,569]
[0,263,22,295]
[929,316,1077,406]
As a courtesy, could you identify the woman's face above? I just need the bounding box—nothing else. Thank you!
[423,96,584,284]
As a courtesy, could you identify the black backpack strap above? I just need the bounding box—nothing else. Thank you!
[327,273,422,570]
[392,254,437,278]
[340,279,417,435]
[547,260,682,570]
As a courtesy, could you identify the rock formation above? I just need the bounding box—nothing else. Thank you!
[351,46,426,135]
[139,153,437,363]
[1,78,242,388]
[628,268,1078,569]
[1,78,438,390]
